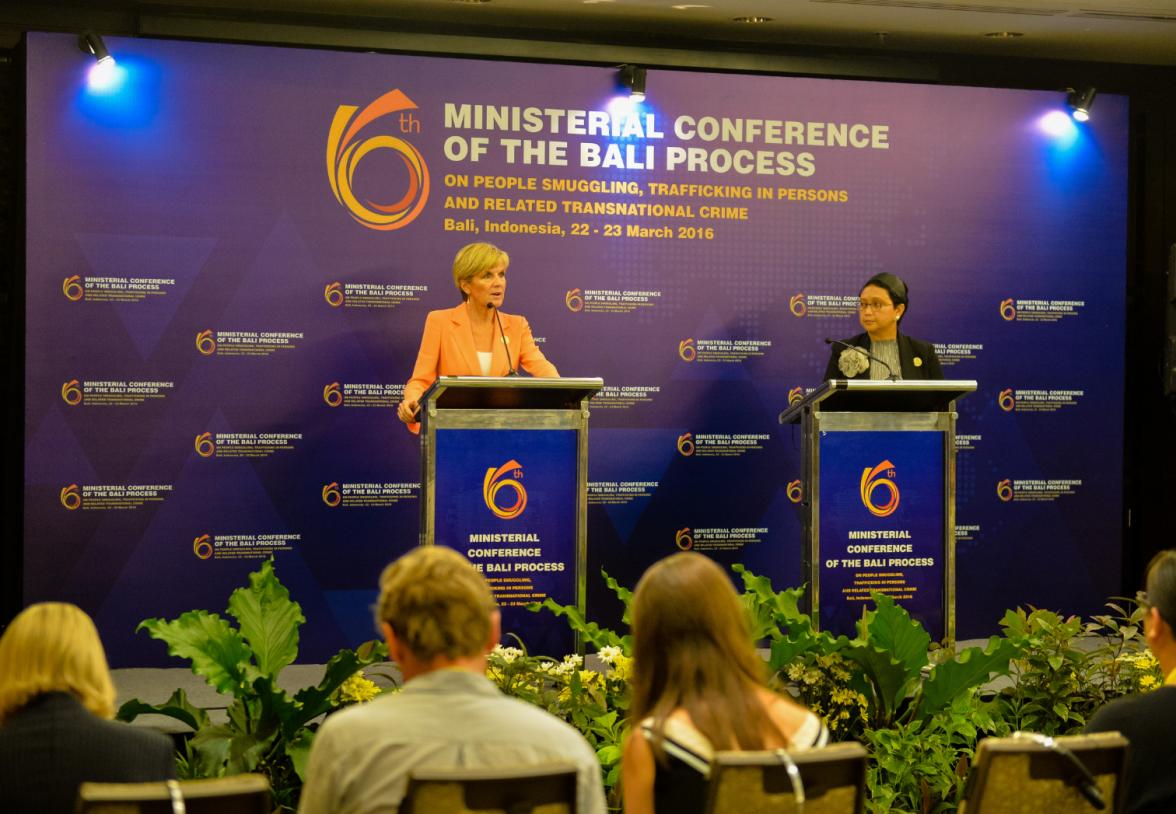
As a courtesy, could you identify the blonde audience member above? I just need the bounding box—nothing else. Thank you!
[0,603,174,814]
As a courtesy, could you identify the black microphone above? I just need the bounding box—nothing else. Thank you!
[489,303,518,376]
[824,337,898,381]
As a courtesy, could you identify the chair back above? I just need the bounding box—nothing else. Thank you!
[704,742,868,814]
[77,774,271,814]
[960,731,1129,814]
[400,762,579,814]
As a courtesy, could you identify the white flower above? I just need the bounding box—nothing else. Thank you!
[838,346,870,377]
[597,646,622,665]
[492,645,524,663]
[562,653,584,668]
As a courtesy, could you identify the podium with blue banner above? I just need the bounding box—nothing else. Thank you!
[779,380,976,642]
[419,376,603,655]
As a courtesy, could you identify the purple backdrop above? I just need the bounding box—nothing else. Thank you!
[24,33,1127,664]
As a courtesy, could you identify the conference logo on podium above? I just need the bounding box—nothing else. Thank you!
[788,386,805,406]
[565,288,584,312]
[483,460,527,520]
[59,484,81,510]
[324,282,345,307]
[787,480,804,503]
[194,432,215,458]
[195,329,217,355]
[999,298,1017,322]
[321,482,342,507]
[323,382,343,407]
[675,527,693,550]
[789,294,807,317]
[997,479,1014,502]
[62,275,85,301]
[678,339,696,362]
[677,433,695,456]
[860,460,899,517]
[998,388,1016,412]
[193,534,213,560]
[327,89,430,231]
[61,379,83,406]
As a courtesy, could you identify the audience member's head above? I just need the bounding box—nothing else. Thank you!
[375,546,499,675]
[629,552,782,751]
[1144,550,1176,672]
[1145,550,1176,626]
[0,602,116,725]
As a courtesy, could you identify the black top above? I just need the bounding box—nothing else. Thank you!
[0,692,175,814]
[823,332,944,381]
[1085,686,1176,814]
[644,714,829,814]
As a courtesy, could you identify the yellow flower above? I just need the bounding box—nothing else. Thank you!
[335,672,382,704]
[1139,674,1159,690]
[608,654,634,683]
[1132,652,1159,669]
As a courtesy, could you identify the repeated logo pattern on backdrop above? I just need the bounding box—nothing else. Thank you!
[23,33,1127,663]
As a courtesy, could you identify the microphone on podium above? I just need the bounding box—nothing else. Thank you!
[489,303,518,376]
[824,337,897,380]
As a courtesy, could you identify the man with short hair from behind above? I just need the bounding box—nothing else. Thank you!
[298,546,607,814]
[1085,549,1176,814]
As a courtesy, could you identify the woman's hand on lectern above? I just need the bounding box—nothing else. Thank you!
[397,399,420,424]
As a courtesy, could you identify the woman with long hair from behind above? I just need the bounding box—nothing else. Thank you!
[622,552,827,814]
[0,603,175,814]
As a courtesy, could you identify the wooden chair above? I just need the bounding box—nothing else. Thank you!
[704,742,868,814]
[400,762,579,814]
[959,731,1129,813]
[77,774,271,814]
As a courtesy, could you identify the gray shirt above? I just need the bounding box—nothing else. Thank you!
[298,668,607,814]
[870,338,901,380]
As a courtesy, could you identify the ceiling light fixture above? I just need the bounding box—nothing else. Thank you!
[618,65,647,103]
[78,31,114,66]
[1066,87,1097,122]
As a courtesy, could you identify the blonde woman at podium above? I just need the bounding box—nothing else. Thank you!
[397,242,559,433]
[823,272,943,381]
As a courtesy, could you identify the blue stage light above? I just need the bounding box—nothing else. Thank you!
[79,32,126,94]
[1039,110,1077,139]
[87,58,125,93]
[607,94,641,118]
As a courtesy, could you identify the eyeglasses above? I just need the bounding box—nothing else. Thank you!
[859,300,893,312]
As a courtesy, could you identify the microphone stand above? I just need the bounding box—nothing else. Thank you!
[489,303,518,376]
[825,337,898,381]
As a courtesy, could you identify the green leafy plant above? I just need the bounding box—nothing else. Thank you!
[1085,598,1164,696]
[996,607,1101,735]
[997,599,1164,737]
[733,566,1018,812]
[117,560,388,812]
[485,641,632,805]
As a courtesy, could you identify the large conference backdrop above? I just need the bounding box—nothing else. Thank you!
[24,33,1127,665]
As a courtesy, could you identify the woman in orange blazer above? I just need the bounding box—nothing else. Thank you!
[397,242,558,433]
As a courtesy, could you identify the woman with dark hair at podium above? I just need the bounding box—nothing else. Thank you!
[824,272,944,381]
[622,553,827,814]
[396,242,559,433]
[0,603,175,814]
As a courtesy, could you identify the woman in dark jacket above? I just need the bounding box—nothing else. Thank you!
[824,272,943,380]
[0,602,175,814]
